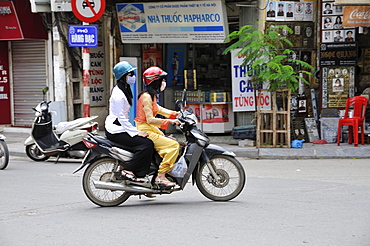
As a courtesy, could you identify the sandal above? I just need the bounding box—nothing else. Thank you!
[121,170,144,183]
[155,177,176,187]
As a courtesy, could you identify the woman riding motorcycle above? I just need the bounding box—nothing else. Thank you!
[135,66,181,187]
[105,61,154,182]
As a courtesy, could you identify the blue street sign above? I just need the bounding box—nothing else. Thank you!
[68,25,98,47]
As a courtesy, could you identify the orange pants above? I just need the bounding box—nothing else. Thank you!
[136,123,179,174]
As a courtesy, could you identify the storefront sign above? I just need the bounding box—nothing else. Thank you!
[0,1,23,40]
[343,6,370,27]
[231,49,271,112]
[89,23,106,107]
[319,42,357,66]
[68,25,98,47]
[116,1,228,43]
[0,43,11,124]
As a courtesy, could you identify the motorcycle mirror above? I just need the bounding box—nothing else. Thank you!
[181,89,187,108]
[42,87,49,95]
[175,100,181,111]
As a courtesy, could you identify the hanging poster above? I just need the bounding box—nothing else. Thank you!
[294,2,304,21]
[142,43,162,72]
[167,44,185,87]
[202,104,229,123]
[265,1,313,22]
[304,2,313,21]
[266,1,276,21]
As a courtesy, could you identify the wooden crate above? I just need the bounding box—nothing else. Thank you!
[256,89,291,148]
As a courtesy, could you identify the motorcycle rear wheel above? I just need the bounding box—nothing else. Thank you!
[195,155,246,201]
[83,157,131,207]
[25,144,50,162]
[0,140,9,170]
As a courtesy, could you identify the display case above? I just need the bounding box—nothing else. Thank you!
[187,44,231,91]
[175,90,234,133]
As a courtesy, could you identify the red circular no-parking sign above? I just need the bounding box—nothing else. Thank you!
[71,0,106,23]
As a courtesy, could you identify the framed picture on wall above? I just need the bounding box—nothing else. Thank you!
[323,2,334,15]
[322,16,333,29]
[333,78,344,92]
[322,31,333,43]
[344,29,355,42]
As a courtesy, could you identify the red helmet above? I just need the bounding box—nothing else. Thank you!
[143,66,168,85]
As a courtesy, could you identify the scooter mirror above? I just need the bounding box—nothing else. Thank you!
[181,89,187,108]
[43,87,49,95]
[175,100,181,111]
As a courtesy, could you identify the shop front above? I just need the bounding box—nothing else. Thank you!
[116,0,234,133]
[319,2,370,142]
[0,0,48,126]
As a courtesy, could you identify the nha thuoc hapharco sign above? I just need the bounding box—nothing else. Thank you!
[116,1,228,43]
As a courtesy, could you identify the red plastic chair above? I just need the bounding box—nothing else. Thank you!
[337,96,368,147]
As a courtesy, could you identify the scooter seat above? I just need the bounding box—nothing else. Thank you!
[43,141,69,153]
[91,135,133,150]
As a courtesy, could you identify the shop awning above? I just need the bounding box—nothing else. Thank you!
[0,1,47,41]
[335,0,370,5]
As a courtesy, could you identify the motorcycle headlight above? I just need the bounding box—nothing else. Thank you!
[191,129,210,147]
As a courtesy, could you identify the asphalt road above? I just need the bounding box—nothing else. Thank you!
[0,156,369,246]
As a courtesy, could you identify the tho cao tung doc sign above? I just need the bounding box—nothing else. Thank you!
[231,49,271,112]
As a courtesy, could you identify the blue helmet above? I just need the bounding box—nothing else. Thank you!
[113,61,137,80]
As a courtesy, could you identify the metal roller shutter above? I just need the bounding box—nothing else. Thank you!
[12,40,47,127]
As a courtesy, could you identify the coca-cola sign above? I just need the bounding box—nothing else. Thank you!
[343,6,370,27]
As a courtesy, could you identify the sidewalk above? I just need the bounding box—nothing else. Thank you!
[1,126,370,159]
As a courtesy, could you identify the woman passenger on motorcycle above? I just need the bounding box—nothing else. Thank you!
[135,66,181,187]
[105,61,154,182]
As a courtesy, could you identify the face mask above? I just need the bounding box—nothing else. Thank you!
[126,75,136,85]
[160,81,166,91]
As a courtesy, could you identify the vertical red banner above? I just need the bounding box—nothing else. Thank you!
[0,42,11,124]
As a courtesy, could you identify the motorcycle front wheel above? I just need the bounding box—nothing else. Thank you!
[0,140,9,170]
[25,144,50,162]
[195,155,246,201]
[82,157,131,207]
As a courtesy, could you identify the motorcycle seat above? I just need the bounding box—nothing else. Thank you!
[92,135,133,150]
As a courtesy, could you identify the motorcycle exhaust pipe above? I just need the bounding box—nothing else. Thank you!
[93,180,154,193]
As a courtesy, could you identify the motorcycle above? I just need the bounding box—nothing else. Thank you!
[0,134,9,170]
[74,90,246,207]
[25,87,99,162]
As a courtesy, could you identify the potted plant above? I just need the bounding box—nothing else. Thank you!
[223,25,313,147]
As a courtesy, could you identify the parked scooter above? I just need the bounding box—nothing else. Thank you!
[74,90,246,207]
[0,133,9,170]
[25,87,99,162]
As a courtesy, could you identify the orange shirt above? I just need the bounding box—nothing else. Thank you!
[135,92,179,130]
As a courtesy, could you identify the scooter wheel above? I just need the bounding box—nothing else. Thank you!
[26,144,50,162]
[0,140,9,170]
